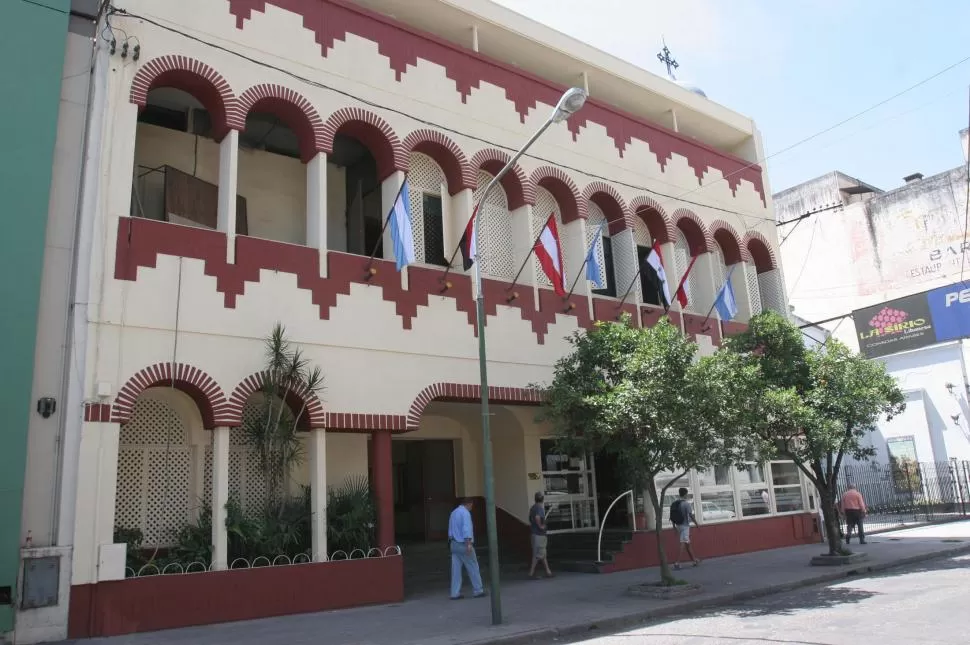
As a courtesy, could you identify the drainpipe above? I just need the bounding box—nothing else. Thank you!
[53,36,110,548]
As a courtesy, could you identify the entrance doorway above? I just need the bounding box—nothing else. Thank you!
[538,439,598,532]
[594,452,631,529]
[393,440,456,543]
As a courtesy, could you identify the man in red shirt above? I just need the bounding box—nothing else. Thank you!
[839,484,867,545]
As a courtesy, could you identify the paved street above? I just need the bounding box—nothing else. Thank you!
[554,553,969,645]
[64,522,970,645]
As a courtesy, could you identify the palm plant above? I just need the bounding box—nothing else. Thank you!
[241,323,325,511]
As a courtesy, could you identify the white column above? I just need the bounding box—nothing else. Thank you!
[691,252,719,322]
[72,421,121,584]
[211,426,230,570]
[309,428,328,562]
[218,130,240,263]
[381,170,406,266]
[659,242,684,331]
[729,263,754,323]
[563,218,589,297]
[510,204,536,286]
[307,152,328,277]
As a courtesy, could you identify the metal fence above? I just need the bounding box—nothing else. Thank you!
[836,460,970,534]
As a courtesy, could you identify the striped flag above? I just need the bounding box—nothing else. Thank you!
[534,213,566,296]
[458,205,478,271]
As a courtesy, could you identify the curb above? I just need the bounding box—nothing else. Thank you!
[462,542,970,645]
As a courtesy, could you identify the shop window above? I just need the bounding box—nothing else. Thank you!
[736,463,770,518]
[771,461,804,513]
[697,464,737,523]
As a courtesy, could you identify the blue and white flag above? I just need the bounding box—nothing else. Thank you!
[388,180,415,271]
[584,220,607,289]
[714,266,739,321]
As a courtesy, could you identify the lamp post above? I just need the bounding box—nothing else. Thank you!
[474,86,588,626]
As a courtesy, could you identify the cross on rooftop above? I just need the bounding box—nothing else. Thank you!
[657,39,679,80]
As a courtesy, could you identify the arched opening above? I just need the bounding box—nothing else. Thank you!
[712,226,743,301]
[473,170,516,279]
[586,199,617,297]
[633,206,671,306]
[235,88,321,245]
[673,215,709,312]
[408,152,449,267]
[325,115,400,259]
[114,388,206,560]
[746,235,785,315]
[131,81,249,234]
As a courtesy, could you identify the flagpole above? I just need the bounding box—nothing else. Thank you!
[440,204,478,287]
[505,212,554,302]
[365,178,408,278]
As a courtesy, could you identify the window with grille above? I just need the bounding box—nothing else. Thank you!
[408,152,447,266]
[586,202,616,297]
[673,233,695,310]
[637,245,666,306]
[474,171,515,279]
[422,194,447,267]
[745,263,763,315]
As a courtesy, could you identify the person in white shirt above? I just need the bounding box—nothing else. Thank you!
[447,498,485,600]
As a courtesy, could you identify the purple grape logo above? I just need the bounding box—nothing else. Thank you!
[868,307,909,333]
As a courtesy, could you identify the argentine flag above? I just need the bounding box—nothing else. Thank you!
[714,266,739,321]
[585,220,607,289]
[388,180,415,271]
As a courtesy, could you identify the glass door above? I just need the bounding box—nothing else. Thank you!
[539,439,598,533]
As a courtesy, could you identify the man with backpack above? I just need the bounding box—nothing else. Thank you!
[670,487,701,569]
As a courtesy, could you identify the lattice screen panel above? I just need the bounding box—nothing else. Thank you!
[232,397,276,515]
[144,448,191,545]
[673,233,698,311]
[203,446,213,507]
[474,171,515,279]
[758,268,787,316]
[228,448,243,506]
[745,262,763,315]
[115,449,144,534]
[408,152,445,264]
[612,229,638,302]
[114,396,194,546]
[632,217,652,248]
[533,187,569,288]
[585,202,608,287]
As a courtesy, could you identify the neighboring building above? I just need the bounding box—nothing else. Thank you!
[793,311,830,349]
[776,129,970,469]
[21,0,800,640]
[2,1,100,644]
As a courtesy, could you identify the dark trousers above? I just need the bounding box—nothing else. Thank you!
[844,509,865,543]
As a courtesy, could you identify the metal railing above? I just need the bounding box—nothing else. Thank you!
[836,460,970,534]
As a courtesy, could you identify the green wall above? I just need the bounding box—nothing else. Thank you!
[0,0,70,631]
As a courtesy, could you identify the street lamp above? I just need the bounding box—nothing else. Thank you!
[474,86,588,626]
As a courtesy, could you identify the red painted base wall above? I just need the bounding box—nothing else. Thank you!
[68,556,404,638]
[601,513,818,573]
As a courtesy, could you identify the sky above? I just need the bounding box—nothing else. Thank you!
[491,0,970,194]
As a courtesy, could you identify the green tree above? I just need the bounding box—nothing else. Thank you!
[723,311,905,555]
[539,316,752,583]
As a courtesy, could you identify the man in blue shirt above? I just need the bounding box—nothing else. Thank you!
[447,498,485,599]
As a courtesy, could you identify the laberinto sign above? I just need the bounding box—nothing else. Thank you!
[853,282,970,358]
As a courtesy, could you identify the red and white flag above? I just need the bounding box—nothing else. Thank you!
[534,213,566,296]
[674,254,698,308]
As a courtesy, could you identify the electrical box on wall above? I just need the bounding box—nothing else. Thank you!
[21,556,59,609]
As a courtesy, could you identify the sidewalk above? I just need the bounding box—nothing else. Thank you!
[68,521,970,645]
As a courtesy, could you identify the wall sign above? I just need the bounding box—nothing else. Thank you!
[853,281,970,358]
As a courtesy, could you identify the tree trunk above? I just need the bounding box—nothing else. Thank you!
[645,484,674,583]
[818,484,843,556]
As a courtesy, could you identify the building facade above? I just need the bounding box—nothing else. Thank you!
[16,0,806,641]
[776,131,970,469]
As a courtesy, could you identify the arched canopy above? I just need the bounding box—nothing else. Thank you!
[584,182,630,234]
[470,148,529,210]
[530,167,586,223]
[673,209,712,255]
[711,220,745,265]
[320,107,406,180]
[743,231,777,273]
